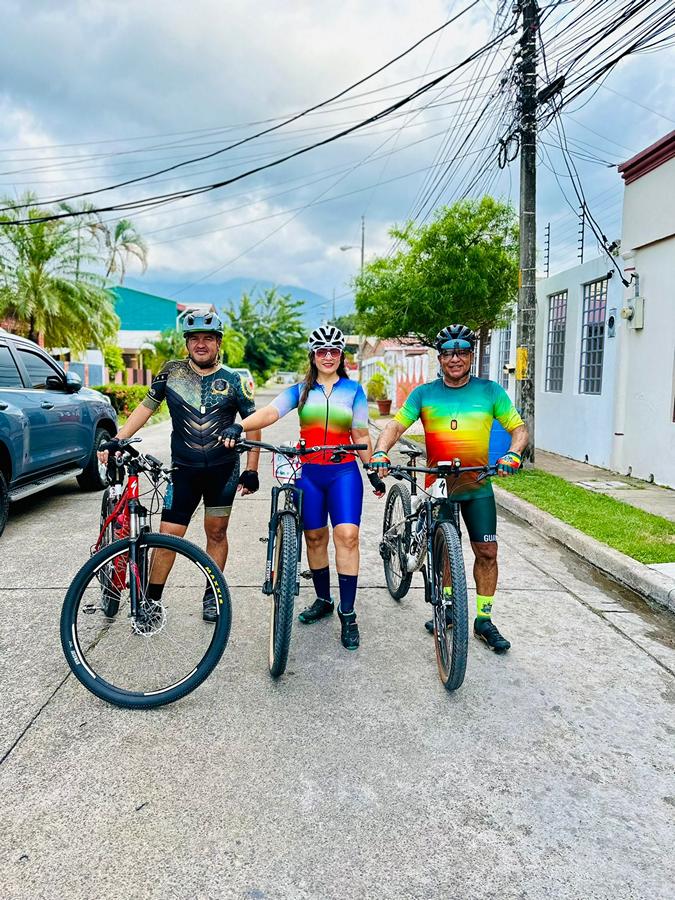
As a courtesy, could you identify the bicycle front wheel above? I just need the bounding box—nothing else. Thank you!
[269,512,298,677]
[61,533,232,709]
[432,522,469,692]
[381,484,413,600]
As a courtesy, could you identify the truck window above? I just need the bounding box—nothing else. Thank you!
[0,345,24,388]
[16,348,63,389]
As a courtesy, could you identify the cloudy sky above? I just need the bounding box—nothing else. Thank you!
[1,0,674,315]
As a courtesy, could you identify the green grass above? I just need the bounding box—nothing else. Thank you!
[498,468,675,564]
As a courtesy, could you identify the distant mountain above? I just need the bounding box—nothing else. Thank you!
[124,276,354,325]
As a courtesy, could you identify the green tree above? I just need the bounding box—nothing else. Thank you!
[226,288,307,382]
[0,193,119,352]
[147,328,186,373]
[331,312,360,334]
[355,197,518,364]
[103,344,125,379]
[104,218,148,283]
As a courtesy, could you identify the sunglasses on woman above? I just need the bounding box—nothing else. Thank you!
[315,347,342,359]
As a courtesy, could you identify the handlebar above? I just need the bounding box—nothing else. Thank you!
[237,439,368,457]
[100,438,173,478]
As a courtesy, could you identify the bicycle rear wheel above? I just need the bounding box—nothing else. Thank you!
[268,512,298,677]
[432,522,469,692]
[381,484,413,600]
[61,533,231,709]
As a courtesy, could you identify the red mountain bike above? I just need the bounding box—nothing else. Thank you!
[60,438,232,709]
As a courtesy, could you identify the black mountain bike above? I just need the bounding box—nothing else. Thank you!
[60,439,232,709]
[237,438,367,678]
[379,448,496,692]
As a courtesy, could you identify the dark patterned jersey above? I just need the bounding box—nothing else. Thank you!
[142,360,256,467]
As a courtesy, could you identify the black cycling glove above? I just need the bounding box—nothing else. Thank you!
[367,470,386,496]
[220,423,243,444]
[238,469,259,493]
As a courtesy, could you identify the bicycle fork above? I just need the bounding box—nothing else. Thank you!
[262,486,302,597]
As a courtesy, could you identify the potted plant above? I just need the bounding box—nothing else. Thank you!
[367,371,392,415]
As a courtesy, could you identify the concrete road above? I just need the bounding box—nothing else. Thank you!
[1,389,674,900]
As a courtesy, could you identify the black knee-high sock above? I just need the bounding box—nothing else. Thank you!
[311,566,331,602]
[338,573,358,614]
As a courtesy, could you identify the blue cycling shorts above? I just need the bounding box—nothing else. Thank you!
[296,461,364,531]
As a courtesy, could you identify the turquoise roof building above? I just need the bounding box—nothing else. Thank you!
[109,286,178,331]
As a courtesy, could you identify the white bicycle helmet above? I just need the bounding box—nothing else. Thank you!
[307,324,346,352]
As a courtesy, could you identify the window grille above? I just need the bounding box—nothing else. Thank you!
[579,279,608,395]
[545,291,567,392]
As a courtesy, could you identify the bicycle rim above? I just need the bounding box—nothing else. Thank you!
[432,523,468,692]
[382,484,412,600]
[61,533,232,709]
[269,513,297,677]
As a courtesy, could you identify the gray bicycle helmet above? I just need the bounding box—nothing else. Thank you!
[181,311,224,337]
[435,324,476,351]
[307,324,346,351]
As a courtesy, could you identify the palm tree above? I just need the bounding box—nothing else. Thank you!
[58,200,107,281]
[0,193,119,352]
[104,219,148,282]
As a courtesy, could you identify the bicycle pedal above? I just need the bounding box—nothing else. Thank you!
[83,604,97,615]
[259,537,269,543]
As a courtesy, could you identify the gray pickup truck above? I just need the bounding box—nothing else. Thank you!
[0,331,118,536]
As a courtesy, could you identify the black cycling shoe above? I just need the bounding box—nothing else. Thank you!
[298,597,334,624]
[473,617,511,653]
[202,588,217,623]
[338,608,360,650]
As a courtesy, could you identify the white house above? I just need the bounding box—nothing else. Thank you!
[614,130,675,487]
[533,257,624,469]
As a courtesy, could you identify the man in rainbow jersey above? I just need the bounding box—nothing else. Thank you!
[369,324,528,652]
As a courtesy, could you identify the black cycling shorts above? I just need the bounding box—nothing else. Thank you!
[437,492,498,543]
[161,460,240,526]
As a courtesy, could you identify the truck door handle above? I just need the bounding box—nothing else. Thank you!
[0,400,8,411]
[41,401,54,410]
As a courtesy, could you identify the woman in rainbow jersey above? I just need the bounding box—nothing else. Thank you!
[221,325,384,651]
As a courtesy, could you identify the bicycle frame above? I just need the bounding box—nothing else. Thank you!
[95,461,151,620]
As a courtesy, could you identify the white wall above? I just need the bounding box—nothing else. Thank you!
[613,158,675,485]
[534,257,623,469]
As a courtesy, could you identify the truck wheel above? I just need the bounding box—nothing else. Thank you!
[77,426,114,492]
[0,470,9,537]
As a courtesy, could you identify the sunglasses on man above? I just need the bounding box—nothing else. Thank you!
[439,348,472,360]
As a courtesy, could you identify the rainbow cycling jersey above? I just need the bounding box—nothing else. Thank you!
[271,378,368,464]
[394,376,523,499]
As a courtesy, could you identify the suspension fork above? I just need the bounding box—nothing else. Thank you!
[421,499,435,606]
[262,485,303,596]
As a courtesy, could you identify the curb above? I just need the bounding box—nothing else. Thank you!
[494,486,675,613]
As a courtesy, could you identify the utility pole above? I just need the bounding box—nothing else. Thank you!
[515,0,538,464]
[544,221,551,278]
[360,215,365,276]
[577,203,585,264]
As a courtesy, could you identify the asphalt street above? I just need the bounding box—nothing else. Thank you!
[1,388,674,900]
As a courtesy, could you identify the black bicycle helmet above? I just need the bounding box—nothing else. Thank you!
[435,324,476,351]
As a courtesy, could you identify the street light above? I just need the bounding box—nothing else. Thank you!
[339,215,365,276]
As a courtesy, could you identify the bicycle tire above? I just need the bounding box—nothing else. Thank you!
[432,522,469,692]
[61,533,232,709]
[268,512,298,678]
[381,483,413,600]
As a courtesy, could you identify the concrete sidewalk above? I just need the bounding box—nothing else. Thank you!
[535,449,675,523]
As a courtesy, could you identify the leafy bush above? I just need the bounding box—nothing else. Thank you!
[92,384,149,417]
[366,372,387,401]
